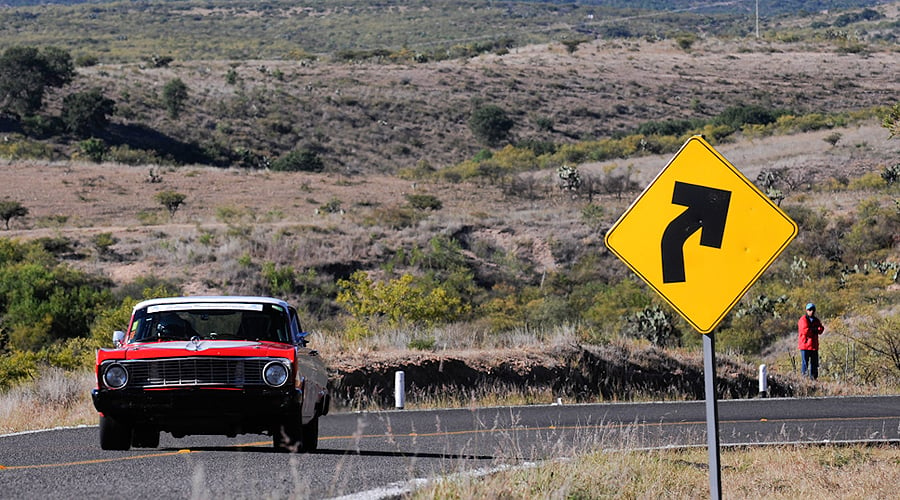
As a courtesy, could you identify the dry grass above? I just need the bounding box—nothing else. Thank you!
[0,368,96,435]
[415,444,900,499]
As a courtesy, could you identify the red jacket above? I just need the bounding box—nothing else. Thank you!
[798,314,824,350]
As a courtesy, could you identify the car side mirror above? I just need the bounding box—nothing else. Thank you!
[297,331,309,347]
[112,330,125,347]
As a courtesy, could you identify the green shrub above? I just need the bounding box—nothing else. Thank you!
[104,145,165,165]
[774,113,841,133]
[624,305,682,347]
[318,198,343,214]
[62,88,115,137]
[0,200,28,230]
[481,283,540,333]
[0,239,113,351]
[262,261,295,297]
[0,350,39,389]
[581,203,606,230]
[842,315,900,384]
[407,335,437,350]
[0,45,74,118]
[675,33,697,51]
[405,193,443,211]
[636,118,700,137]
[848,172,887,190]
[161,78,188,119]
[841,198,900,262]
[271,148,325,172]
[74,54,99,67]
[468,104,514,146]
[337,271,469,333]
[155,190,186,217]
[363,205,421,229]
[715,104,784,130]
[20,114,63,138]
[91,232,118,258]
[582,279,653,337]
[78,137,108,163]
[0,137,56,160]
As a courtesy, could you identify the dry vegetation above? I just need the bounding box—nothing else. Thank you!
[415,443,900,499]
[53,35,900,172]
[1,3,898,497]
[2,36,899,406]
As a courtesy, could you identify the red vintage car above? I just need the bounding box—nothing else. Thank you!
[92,296,329,452]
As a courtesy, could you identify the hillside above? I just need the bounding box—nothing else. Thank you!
[0,1,898,172]
[0,1,899,410]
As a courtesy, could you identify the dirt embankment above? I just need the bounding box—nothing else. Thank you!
[328,344,799,408]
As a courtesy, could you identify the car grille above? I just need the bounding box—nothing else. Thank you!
[118,357,273,388]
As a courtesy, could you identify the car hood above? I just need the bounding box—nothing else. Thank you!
[119,340,295,360]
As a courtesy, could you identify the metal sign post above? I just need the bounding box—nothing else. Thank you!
[605,136,799,499]
[703,333,722,500]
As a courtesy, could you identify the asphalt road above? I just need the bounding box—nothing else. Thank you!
[1,395,898,499]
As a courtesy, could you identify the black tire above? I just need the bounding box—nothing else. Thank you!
[273,419,299,452]
[131,428,160,448]
[99,415,132,451]
[301,417,319,452]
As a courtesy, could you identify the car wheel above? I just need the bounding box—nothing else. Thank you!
[274,416,318,453]
[300,417,319,452]
[273,420,301,452]
[132,428,160,448]
[99,415,132,451]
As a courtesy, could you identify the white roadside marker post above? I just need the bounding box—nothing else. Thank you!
[759,364,768,397]
[395,371,405,409]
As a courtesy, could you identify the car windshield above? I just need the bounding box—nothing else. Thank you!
[130,302,292,344]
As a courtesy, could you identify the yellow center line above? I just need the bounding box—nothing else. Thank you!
[1,449,193,470]
[2,415,896,470]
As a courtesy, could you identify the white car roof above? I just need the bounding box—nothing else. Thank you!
[133,296,291,312]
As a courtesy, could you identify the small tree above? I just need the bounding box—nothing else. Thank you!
[79,138,108,163]
[155,190,186,217]
[468,104,514,146]
[91,232,118,259]
[161,78,188,119]
[271,148,325,172]
[823,132,842,147]
[675,33,697,51]
[560,39,586,54]
[0,200,28,229]
[405,193,443,211]
[62,88,116,137]
[0,45,74,118]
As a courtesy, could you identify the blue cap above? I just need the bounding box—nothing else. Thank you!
[806,303,816,310]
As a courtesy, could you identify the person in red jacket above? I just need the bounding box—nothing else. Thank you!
[798,303,825,379]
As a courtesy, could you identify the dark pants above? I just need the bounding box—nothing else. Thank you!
[801,350,819,380]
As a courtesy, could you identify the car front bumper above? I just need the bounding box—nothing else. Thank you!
[92,386,302,436]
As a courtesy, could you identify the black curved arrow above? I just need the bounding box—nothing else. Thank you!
[661,182,731,283]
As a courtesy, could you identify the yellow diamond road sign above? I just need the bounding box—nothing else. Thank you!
[604,136,798,334]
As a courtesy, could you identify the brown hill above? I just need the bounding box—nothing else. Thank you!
[59,37,900,173]
[2,37,898,405]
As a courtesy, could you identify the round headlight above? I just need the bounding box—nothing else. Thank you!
[263,361,289,387]
[103,363,128,389]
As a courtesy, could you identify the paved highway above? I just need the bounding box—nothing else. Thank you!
[1,396,897,499]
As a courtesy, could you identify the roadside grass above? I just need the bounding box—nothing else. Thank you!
[415,443,900,499]
[0,368,96,435]
[2,366,897,500]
